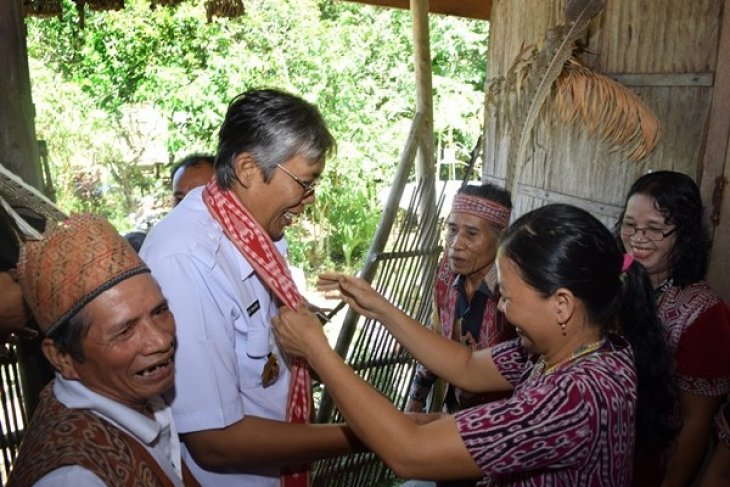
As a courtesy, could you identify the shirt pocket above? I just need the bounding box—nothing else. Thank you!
[233,306,272,390]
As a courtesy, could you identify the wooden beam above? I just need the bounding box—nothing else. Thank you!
[700,0,730,231]
[606,72,714,87]
[342,0,491,20]
[704,0,730,301]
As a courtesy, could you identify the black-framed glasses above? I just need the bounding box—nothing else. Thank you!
[620,222,677,241]
[276,164,318,197]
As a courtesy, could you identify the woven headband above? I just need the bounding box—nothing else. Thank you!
[451,194,511,229]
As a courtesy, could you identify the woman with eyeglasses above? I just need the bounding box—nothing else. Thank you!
[617,170,730,486]
[273,204,678,485]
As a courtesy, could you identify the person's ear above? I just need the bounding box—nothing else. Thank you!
[233,153,258,188]
[554,288,575,325]
[42,337,80,380]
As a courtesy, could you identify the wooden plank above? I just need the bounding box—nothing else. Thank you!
[707,140,730,301]
[342,0,492,20]
[596,0,722,73]
[484,176,624,219]
[703,0,730,301]
[700,0,730,231]
[606,73,714,87]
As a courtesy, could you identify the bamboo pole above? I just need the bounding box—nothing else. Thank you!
[410,0,437,222]
[316,113,424,423]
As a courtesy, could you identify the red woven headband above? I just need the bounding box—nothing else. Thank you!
[451,194,511,229]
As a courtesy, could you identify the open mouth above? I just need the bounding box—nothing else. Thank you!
[137,357,173,377]
[631,247,654,259]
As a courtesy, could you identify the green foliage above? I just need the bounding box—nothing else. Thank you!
[287,161,382,278]
[25,0,488,273]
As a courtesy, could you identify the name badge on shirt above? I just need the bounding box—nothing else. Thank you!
[247,300,260,317]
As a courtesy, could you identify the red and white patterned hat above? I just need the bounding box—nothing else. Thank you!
[17,214,149,335]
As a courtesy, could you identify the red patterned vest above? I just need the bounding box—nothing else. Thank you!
[7,383,200,487]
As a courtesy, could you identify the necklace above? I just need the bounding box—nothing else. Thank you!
[530,338,607,378]
[654,277,673,299]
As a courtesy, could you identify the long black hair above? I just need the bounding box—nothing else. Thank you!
[501,203,678,456]
[616,171,708,286]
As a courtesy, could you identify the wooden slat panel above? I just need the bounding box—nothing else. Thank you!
[486,0,563,80]
[483,82,713,219]
[342,0,492,20]
[483,0,721,217]
[594,0,722,73]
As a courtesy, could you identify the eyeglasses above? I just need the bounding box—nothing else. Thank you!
[620,222,677,241]
[276,164,318,197]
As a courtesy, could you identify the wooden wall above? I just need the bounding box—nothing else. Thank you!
[482,0,730,300]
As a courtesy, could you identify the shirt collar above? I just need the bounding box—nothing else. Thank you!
[453,273,493,297]
[53,374,166,445]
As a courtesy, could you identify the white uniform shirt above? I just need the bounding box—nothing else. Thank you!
[35,374,183,486]
[140,186,292,487]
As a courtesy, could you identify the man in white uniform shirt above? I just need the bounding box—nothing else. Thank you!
[141,89,359,486]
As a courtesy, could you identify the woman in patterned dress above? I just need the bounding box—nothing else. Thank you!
[617,171,730,485]
[273,204,677,486]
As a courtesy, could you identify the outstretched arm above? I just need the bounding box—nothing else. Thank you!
[272,306,483,480]
[182,416,361,470]
[317,273,512,393]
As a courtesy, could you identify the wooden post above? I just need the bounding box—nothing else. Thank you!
[0,0,52,420]
[703,0,730,301]
[410,0,436,219]
[0,0,42,188]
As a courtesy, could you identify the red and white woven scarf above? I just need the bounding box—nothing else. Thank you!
[203,179,311,487]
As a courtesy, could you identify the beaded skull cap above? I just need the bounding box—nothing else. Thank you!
[17,214,149,335]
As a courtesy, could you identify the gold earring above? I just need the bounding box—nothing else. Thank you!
[560,322,567,336]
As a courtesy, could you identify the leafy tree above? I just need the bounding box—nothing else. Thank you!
[26,0,488,271]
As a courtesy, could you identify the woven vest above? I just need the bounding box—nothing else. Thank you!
[7,383,199,487]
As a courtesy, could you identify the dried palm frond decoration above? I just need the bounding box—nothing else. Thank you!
[205,0,245,22]
[491,0,662,197]
[489,49,660,161]
[551,57,660,161]
[495,0,615,197]
[484,43,536,132]
[23,0,63,18]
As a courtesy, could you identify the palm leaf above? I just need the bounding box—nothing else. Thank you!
[504,0,605,196]
[549,57,660,160]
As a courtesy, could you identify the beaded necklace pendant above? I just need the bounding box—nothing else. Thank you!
[529,338,607,379]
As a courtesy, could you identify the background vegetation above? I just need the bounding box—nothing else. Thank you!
[26,0,488,275]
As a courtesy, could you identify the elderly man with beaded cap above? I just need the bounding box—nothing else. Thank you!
[406,183,516,419]
[7,214,199,487]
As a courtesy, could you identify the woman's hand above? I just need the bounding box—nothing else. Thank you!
[317,273,393,321]
[272,304,329,360]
